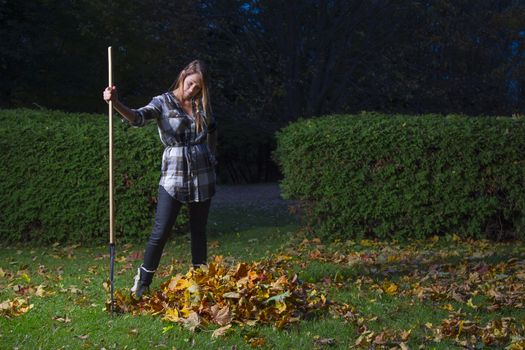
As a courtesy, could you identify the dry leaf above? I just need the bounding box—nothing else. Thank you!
[211,324,232,338]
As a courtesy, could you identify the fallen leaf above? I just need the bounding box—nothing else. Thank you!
[211,305,232,326]
[211,324,232,338]
[182,312,201,332]
[313,337,336,346]
[52,315,71,323]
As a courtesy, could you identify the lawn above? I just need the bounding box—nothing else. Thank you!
[1,203,524,349]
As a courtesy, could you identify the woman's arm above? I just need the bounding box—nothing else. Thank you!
[113,99,139,124]
[103,86,161,127]
[104,86,138,124]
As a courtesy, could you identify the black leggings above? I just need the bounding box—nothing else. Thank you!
[142,185,212,271]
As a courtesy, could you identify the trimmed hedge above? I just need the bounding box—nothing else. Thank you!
[273,112,525,241]
[0,108,190,245]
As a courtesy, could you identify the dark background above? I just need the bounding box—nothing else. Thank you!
[2,0,524,183]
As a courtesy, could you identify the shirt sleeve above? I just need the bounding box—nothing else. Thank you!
[121,96,163,128]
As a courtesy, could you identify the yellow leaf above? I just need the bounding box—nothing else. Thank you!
[466,298,478,309]
[162,308,179,322]
[458,320,464,336]
[168,275,190,292]
[180,307,192,318]
[115,256,127,263]
[383,281,398,295]
[441,303,454,311]
[20,273,30,283]
[162,325,174,333]
[275,301,287,314]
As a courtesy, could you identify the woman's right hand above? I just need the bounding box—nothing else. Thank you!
[103,86,118,104]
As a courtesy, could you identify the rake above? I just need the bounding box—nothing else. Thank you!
[108,46,116,315]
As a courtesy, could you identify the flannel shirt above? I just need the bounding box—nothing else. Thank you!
[120,91,217,203]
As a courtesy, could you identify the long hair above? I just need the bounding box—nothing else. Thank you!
[169,60,212,133]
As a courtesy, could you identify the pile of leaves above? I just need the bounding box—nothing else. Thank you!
[106,255,329,333]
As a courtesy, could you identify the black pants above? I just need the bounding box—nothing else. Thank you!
[142,185,212,271]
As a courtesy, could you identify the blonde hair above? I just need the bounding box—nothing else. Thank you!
[170,59,213,133]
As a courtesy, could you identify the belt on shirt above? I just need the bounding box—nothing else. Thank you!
[166,141,205,177]
[167,141,205,147]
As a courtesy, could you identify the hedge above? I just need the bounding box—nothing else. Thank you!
[273,112,525,242]
[0,108,191,245]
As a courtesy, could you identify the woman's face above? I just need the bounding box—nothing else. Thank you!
[181,73,202,100]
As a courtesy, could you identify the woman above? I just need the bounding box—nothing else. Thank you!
[102,59,218,299]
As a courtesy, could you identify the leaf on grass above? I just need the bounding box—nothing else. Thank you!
[211,324,232,338]
[400,329,412,341]
[246,337,266,347]
[52,315,71,323]
[0,298,33,318]
[19,272,30,283]
[182,312,201,332]
[35,284,46,297]
[313,337,336,346]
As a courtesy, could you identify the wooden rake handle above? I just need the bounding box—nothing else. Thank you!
[108,46,115,245]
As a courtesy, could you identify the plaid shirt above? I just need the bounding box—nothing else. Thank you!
[121,91,217,203]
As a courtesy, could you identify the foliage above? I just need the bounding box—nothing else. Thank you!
[3,1,525,184]
[0,108,189,244]
[273,112,525,241]
[107,255,329,332]
[4,0,525,183]
[3,1,525,118]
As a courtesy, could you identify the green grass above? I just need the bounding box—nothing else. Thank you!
[1,202,524,349]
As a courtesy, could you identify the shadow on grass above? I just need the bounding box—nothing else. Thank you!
[292,242,524,284]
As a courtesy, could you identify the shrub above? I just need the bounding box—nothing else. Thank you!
[273,112,525,242]
[0,108,190,245]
